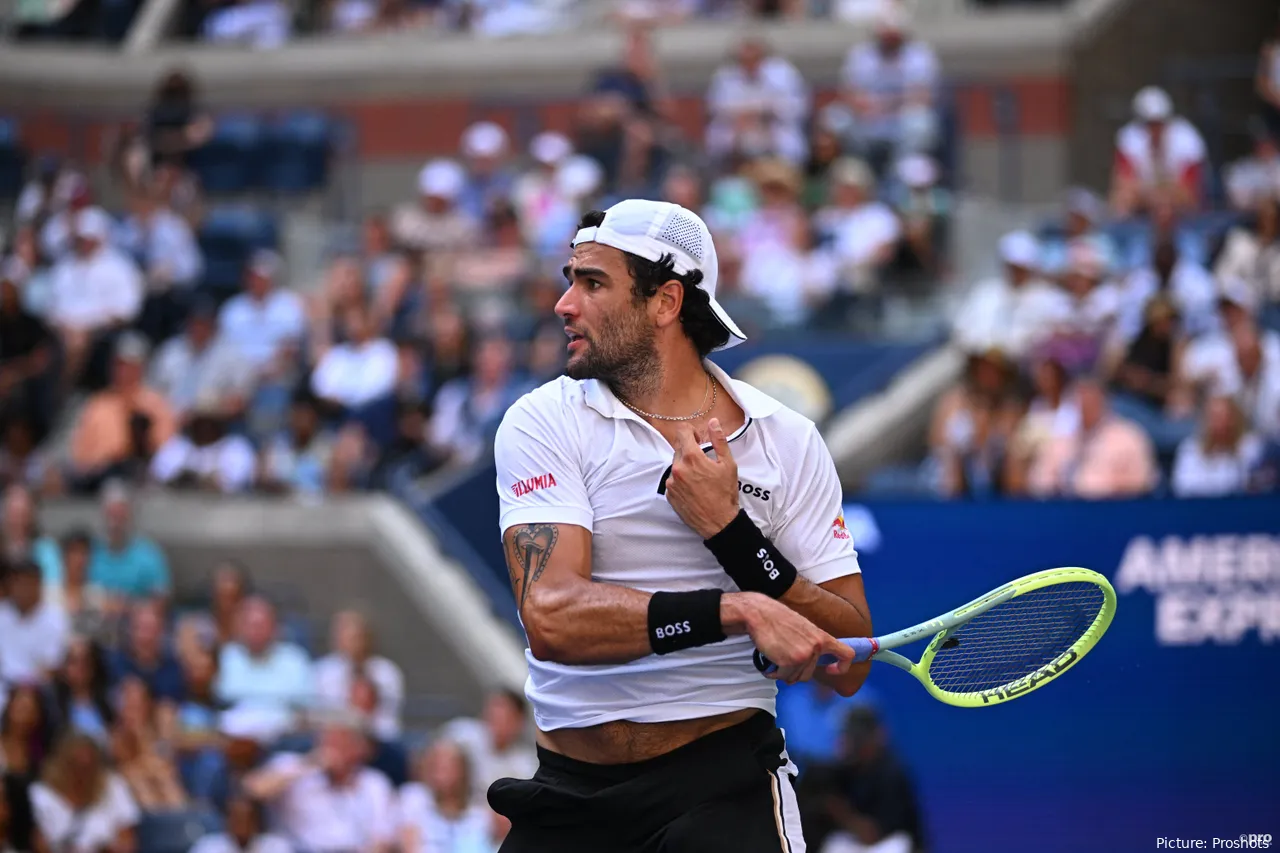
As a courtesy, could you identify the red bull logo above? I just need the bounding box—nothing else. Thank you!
[832,514,850,541]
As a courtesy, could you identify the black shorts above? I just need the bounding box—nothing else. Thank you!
[488,711,805,853]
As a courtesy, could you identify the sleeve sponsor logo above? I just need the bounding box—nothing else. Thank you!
[511,472,558,498]
[832,513,851,541]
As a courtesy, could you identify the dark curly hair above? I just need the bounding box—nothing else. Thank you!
[575,211,730,358]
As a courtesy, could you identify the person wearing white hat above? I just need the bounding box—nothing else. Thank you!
[704,37,810,167]
[840,4,939,170]
[952,230,1059,359]
[490,199,868,851]
[48,207,145,390]
[390,158,480,253]
[1110,85,1207,217]
[458,121,517,222]
[1039,187,1119,281]
[513,132,576,247]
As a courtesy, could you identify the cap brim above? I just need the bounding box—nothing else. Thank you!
[707,295,747,351]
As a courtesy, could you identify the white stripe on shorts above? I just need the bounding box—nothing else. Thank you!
[769,767,806,853]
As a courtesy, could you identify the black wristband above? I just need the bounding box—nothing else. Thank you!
[648,589,726,655]
[703,510,798,599]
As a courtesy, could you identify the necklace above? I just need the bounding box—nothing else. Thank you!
[619,374,717,422]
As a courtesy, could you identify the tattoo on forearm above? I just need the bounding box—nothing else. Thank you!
[508,523,559,612]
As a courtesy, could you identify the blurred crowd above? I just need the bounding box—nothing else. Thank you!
[0,479,539,853]
[932,77,1280,501]
[1,7,952,500]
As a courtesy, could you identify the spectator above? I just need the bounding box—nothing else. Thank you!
[150,299,255,422]
[1,686,54,853]
[457,122,517,224]
[579,24,667,194]
[109,677,187,811]
[216,596,312,743]
[391,160,479,255]
[0,560,69,687]
[1172,395,1267,498]
[398,740,503,853]
[313,610,404,741]
[451,201,532,305]
[428,335,529,466]
[201,0,292,47]
[512,132,574,247]
[1110,86,1207,217]
[1174,313,1280,438]
[206,561,251,649]
[310,306,399,413]
[48,208,145,392]
[1213,194,1280,306]
[111,601,185,704]
[242,718,396,853]
[140,70,214,178]
[812,158,902,302]
[775,681,872,774]
[259,393,345,496]
[0,776,31,853]
[1026,376,1158,499]
[1224,121,1280,213]
[115,180,204,345]
[1256,20,1280,139]
[149,404,258,495]
[2,484,62,582]
[1106,294,1179,412]
[1039,188,1119,282]
[190,793,292,853]
[1004,356,1075,498]
[88,481,171,603]
[888,153,950,277]
[0,416,57,496]
[50,636,116,747]
[13,155,63,230]
[422,309,472,404]
[799,707,924,853]
[217,251,307,376]
[441,690,536,800]
[839,5,939,174]
[926,347,1020,498]
[29,734,139,853]
[359,215,414,332]
[0,265,57,440]
[69,334,178,492]
[38,173,94,264]
[1117,238,1217,344]
[46,531,110,638]
[171,645,229,807]
[527,155,605,260]
[1037,242,1122,376]
[951,230,1059,359]
[705,37,809,167]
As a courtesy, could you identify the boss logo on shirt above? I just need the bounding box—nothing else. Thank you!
[739,481,771,501]
[511,473,558,498]
[654,621,692,638]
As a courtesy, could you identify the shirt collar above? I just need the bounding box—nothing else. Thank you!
[582,358,782,421]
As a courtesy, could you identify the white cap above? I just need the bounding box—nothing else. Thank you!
[895,153,938,188]
[75,207,113,241]
[876,2,910,32]
[1133,86,1173,122]
[555,155,604,200]
[461,121,509,160]
[1065,187,1105,223]
[1218,275,1259,314]
[572,199,746,351]
[248,248,282,279]
[417,159,466,200]
[998,230,1040,269]
[530,131,573,166]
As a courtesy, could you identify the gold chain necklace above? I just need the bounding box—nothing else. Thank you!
[619,374,717,422]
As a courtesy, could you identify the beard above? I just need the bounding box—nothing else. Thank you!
[565,302,661,398]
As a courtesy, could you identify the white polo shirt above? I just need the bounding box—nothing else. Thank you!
[261,753,397,853]
[494,360,861,732]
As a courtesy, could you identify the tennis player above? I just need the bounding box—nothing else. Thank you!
[492,199,873,851]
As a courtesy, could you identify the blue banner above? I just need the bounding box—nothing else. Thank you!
[840,497,1280,853]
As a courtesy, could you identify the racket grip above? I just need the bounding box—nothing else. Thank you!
[752,638,880,676]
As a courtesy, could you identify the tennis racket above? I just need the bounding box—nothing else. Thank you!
[753,567,1117,708]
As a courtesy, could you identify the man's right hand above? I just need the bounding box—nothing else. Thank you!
[722,592,854,684]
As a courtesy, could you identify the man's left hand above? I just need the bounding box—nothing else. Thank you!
[665,418,741,539]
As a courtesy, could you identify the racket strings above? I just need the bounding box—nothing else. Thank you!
[927,582,1105,695]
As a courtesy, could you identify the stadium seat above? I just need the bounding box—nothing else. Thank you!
[190,115,266,194]
[197,205,279,298]
[262,111,334,194]
[0,117,25,200]
[136,809,222,853]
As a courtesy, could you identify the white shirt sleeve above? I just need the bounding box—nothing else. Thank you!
[29,784,72,848]
[494,390,594,533]
[771,422,861,585]
[104,774,141,829]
